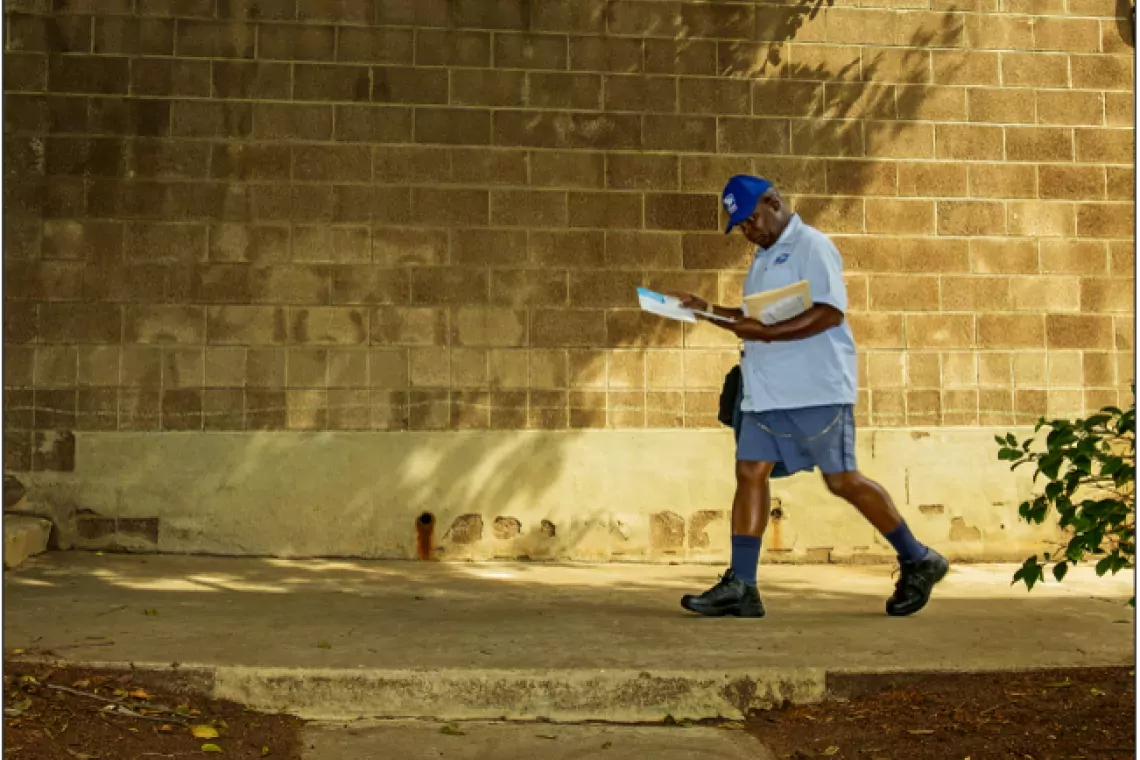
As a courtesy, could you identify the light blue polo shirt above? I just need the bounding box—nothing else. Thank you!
[740,214,858,413]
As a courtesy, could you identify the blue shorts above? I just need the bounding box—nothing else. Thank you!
[736,404,857,476]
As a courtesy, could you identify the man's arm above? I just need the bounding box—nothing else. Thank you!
[719,304,843,342]
[713,236,849,343]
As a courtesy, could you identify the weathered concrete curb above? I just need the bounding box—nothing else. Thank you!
[3,658,825,722]
[211,666,828,722]
[3,515,52,569]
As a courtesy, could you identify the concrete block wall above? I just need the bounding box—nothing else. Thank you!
[1,0,1134,561]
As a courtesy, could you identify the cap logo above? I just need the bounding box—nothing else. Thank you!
[723,193,737,214]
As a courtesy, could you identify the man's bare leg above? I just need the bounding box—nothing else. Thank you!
[820,470,903,535]
[823,470,949,616]
[733,460,776,537]
[680,460,774,618]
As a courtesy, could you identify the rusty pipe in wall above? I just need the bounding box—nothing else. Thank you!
[415,512,434,560]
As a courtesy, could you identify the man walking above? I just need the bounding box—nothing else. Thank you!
[675,175,948,619]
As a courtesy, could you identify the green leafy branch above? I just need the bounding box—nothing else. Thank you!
[997,393,1135,605]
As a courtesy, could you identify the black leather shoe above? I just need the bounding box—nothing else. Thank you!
[886,549,949,617]
[681,569,765,618]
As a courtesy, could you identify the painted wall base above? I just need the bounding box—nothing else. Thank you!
[18,428,1060,564]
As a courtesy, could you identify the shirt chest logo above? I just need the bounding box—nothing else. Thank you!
[763,251,791,272]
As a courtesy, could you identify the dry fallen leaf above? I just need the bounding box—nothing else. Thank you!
[908,729,935,735]
[71,680,90,689]
[11,650,24,655]
[143,609,158,616]
[823,747,840,756]
[537,734,557,740]
[1045,680,1072,689]
[601,742,613,750]
[317,642,331,650]
[5,697,33,717]
[129,689,151,700]
[191,725,220,739]
[720,721,746,731]
[158,725,173,733]
[261,747,270,757]
[1090,688,1106,696]
[440,724,465,736]
[201,744,223,753]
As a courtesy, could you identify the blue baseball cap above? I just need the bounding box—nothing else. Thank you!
[721,175,773,234]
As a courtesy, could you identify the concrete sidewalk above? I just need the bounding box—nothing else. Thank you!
[4,553,1134,722]
[302,721,773,760]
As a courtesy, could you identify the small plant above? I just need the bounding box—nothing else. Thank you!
[997,390,1135,604]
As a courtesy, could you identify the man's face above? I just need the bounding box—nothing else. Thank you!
[736,194,785,248]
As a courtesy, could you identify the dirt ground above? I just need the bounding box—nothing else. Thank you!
[3,660,304,759]
[751,667,1136,760]
[4,661,1134,759]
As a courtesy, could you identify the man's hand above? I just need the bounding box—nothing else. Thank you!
[665,292,747,324]
[667,292,709,313]
[725,305,844,343]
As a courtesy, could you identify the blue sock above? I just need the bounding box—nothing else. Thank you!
[730,535,761,585]
[884,522,928,564]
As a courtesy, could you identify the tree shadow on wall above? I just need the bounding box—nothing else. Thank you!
[750,0,836,75]
[20,315,709,564]
[1116,0,1135,48]
[735,18,966,204]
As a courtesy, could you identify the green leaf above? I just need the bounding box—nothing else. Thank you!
[1101,458,1123,477]
[202,745,223,754]
[1040,453,1063,480]
[1052,562,1068,582]
[1013,557,1045,591]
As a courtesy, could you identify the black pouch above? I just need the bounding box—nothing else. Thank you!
[717,364,742,427]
